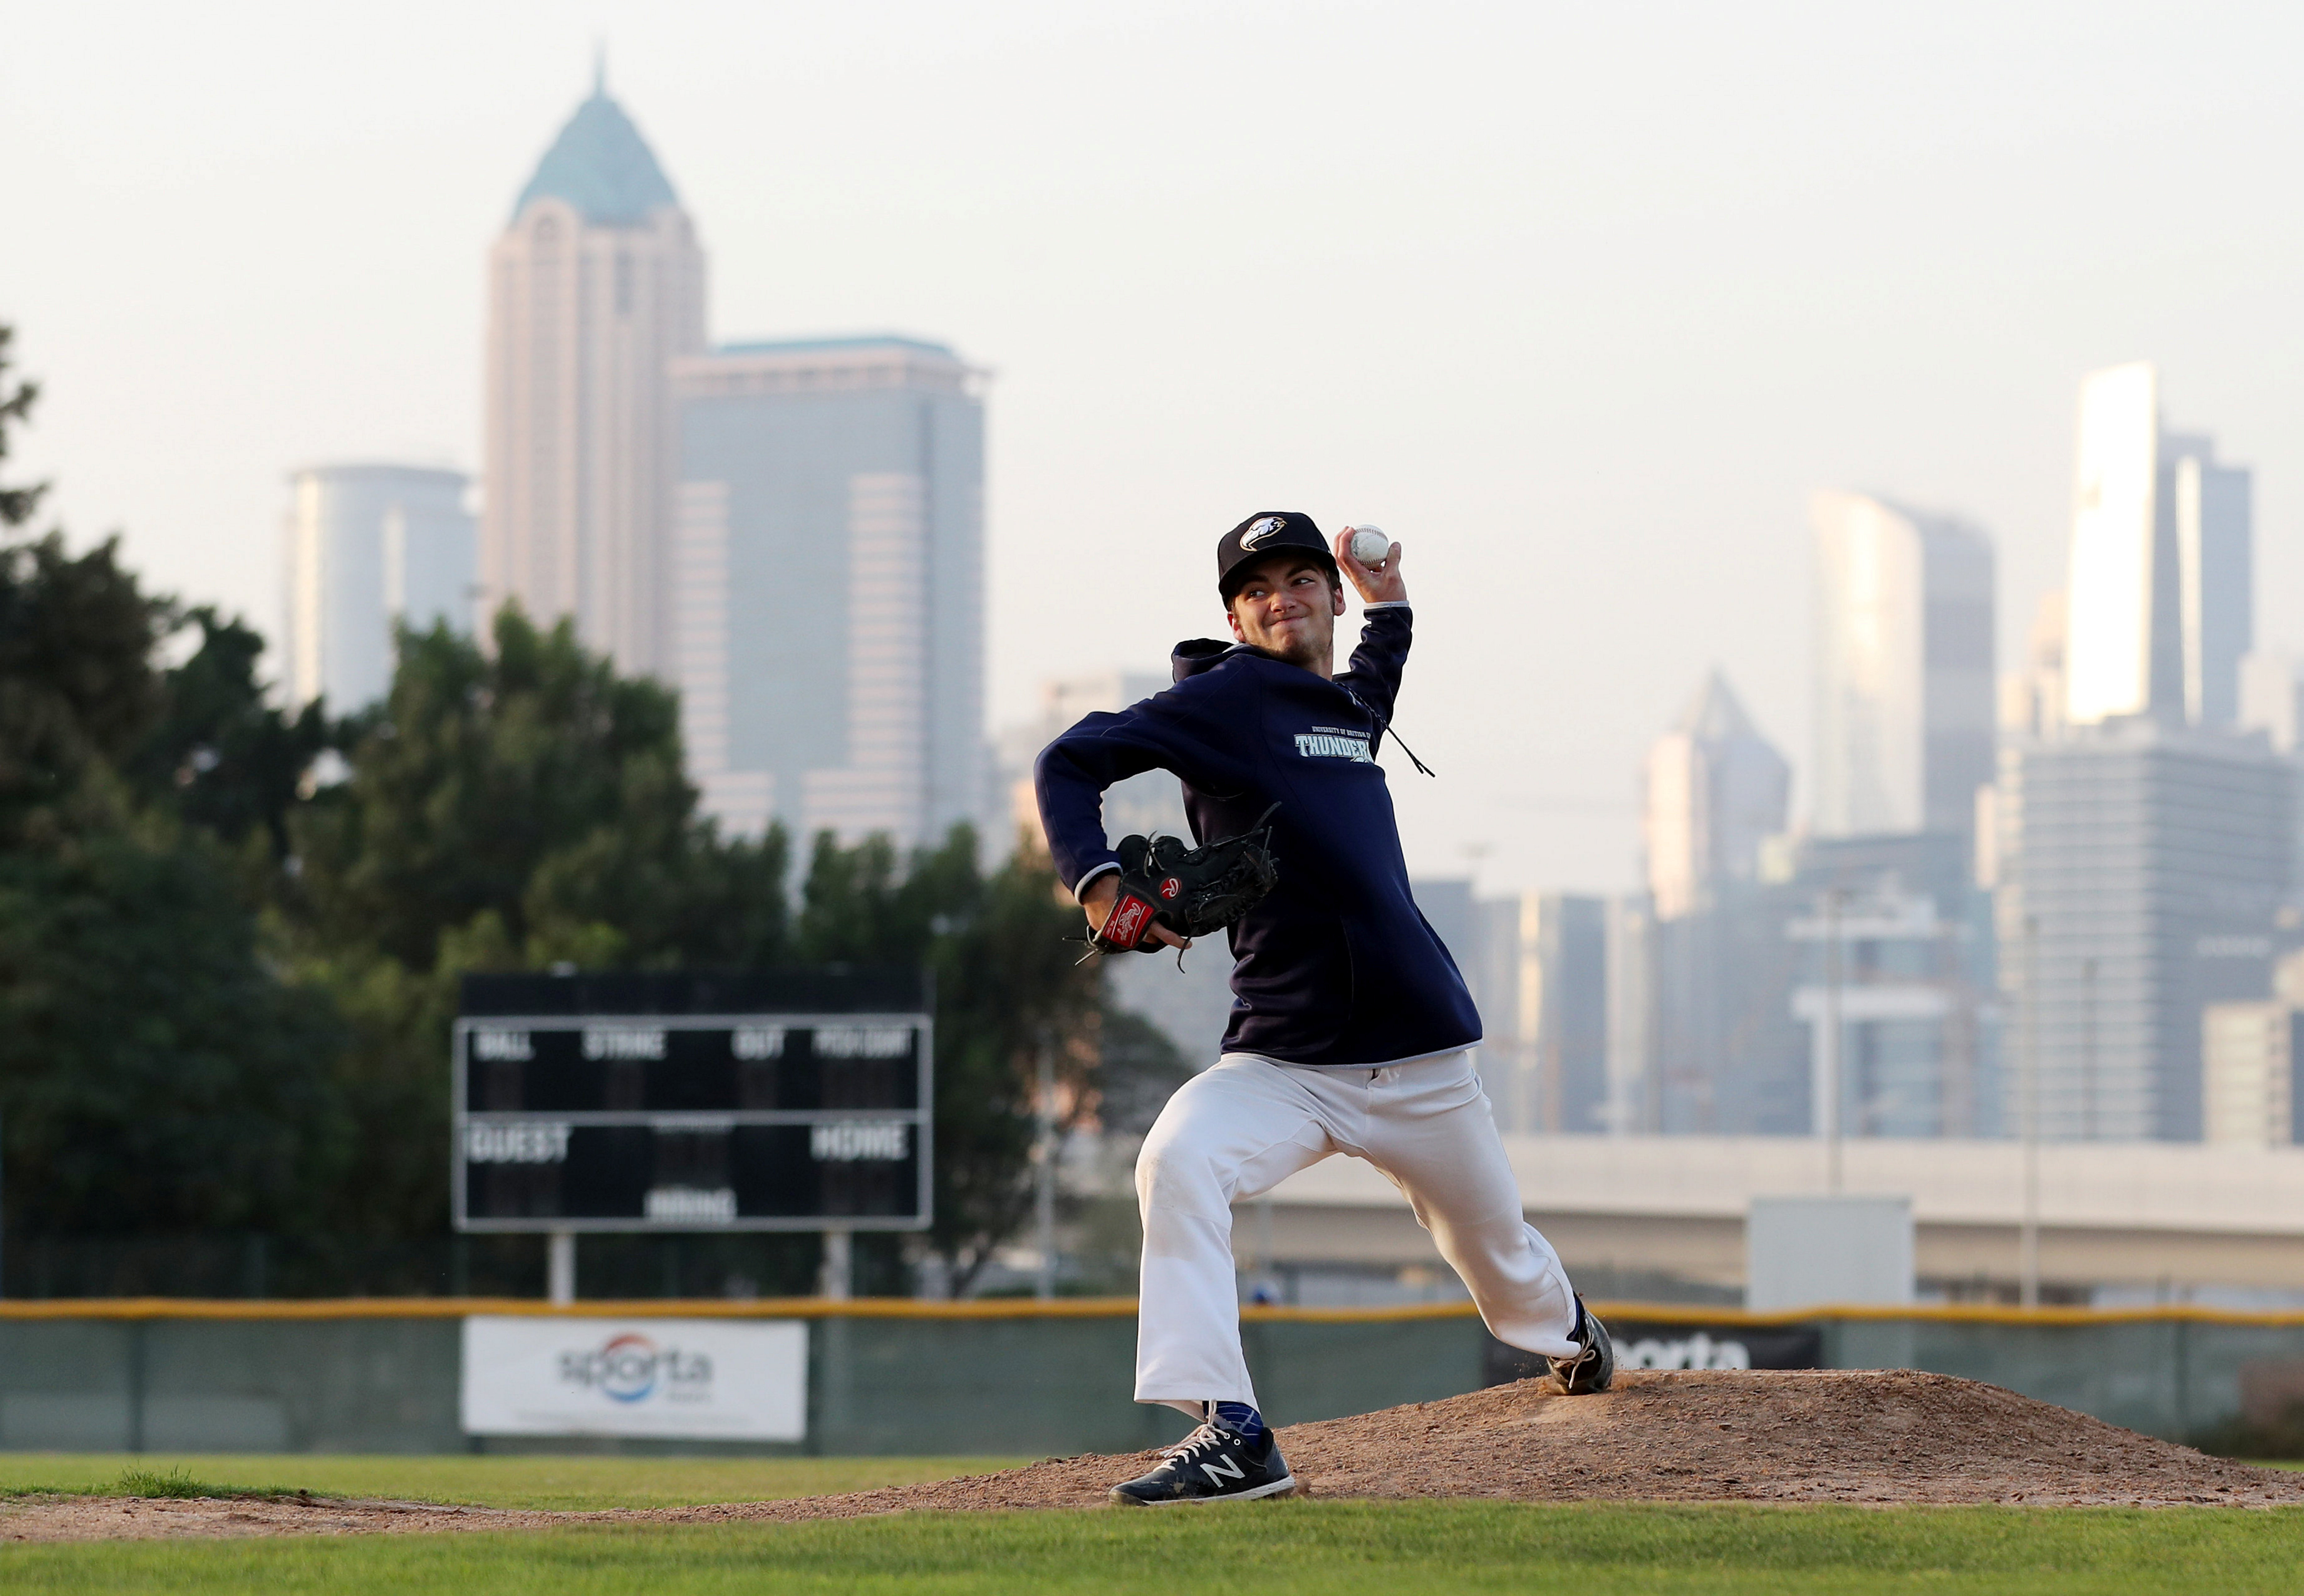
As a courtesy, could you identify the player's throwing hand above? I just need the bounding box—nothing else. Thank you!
[1336,525,1407,606]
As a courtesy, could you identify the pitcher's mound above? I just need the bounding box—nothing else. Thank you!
[723,1369,2304,1517]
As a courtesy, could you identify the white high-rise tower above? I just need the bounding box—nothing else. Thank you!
[2063,363,2251,730]
[1810,490,1995,838]
[282,464,474,710]
[482,71,705,673]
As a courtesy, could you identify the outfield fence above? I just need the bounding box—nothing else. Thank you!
[0,1299,2299,1456]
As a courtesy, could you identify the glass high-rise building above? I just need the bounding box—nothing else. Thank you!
[669,337,985,849]
[1642,671,1789,921]
[2063,363,2252,730]
[1999,720,2292,1140]
[282,464,474,710]
[1810,490,1995,839]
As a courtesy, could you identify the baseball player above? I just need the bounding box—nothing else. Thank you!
[1034,511,1614,1507]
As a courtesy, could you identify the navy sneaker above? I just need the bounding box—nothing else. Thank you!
[1108,1415,1296,1506]
[1546,1294,1615,1395]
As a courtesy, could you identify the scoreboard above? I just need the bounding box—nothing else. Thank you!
[452,972,931,1233]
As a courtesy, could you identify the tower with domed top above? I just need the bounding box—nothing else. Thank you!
[483,59,704,673]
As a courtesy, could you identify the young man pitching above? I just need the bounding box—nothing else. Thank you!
[1034,511,1614,1507]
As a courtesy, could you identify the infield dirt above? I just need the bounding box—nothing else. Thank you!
[5,1369,2299,1541]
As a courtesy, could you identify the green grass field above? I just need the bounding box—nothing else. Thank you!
[2,1457,2302,1594]
[0,1452,1023,1510]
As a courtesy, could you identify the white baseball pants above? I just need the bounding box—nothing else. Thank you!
[1132,1049,1580,1411]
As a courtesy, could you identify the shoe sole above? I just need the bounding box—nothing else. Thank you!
[1108,1474,1297,1507]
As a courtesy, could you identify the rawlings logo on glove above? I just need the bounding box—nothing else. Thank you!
[1090,804,1281,958]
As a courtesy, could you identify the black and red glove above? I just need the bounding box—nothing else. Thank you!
[1091,806,1280,955]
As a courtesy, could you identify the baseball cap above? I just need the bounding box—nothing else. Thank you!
[1216,511,1337,601]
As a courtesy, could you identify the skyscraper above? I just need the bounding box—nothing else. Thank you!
[2000,720,2291,1140]
[1810,490,1995,839]
[282,464,474,709]
[482,72,705,674]
[1640,675,1803,1133]
[669,336,984,849]
[1423,888,1609,1134]
[1786,832,1998,1141]
[2063,363,2252,730]
[1523,894,1611,1134]
[1642,672,1790,920]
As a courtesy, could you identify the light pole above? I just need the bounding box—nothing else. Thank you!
[1034,1038,1057,1302]
[2080,956,2097,1141]
[1823,887,1845,1194]
[2020,914,2040,1310]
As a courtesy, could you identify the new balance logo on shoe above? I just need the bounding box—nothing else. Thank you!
[1109,1420,1295,1507]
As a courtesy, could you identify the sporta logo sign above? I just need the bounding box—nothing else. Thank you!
[559,1332,714,1405]
[462,1316,809,1441]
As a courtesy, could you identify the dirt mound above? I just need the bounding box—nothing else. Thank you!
[5,1371,2298,1541]
[707,1370,2304,1517]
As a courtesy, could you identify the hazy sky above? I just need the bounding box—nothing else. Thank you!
[8,1,2304,895]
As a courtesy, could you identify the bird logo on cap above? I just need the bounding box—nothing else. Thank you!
[1239,515,1287,549]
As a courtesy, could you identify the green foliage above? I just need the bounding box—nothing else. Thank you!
[0,360,346,1237]
[0,532,170,831]
[107,1467,304,1501]
[124,607,329,857]
[0,793,349,1234]
[272,608,798,1240]
[922,841,1106,1290]
[292,609,782,974]
[0,323,44,528]
[1095,1008,1195,1137]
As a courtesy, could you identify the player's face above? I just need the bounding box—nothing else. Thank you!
[1226,556,1344,671]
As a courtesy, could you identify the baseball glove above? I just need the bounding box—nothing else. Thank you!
[1089,803,1280,956]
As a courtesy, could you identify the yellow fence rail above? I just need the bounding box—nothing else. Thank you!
[2,1296,2302,1327]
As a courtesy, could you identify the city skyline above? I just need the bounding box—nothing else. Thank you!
[13,5,2304,895]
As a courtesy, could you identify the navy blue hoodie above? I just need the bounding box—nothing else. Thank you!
[1033,605,1482,1068]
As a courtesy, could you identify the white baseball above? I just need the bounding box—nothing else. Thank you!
[1349,526,1390,566]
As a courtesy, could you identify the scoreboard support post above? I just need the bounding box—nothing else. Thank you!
[820,1228,852,1301]
[547,1230,576,1307]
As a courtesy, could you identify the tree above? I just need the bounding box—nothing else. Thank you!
[0,329,351,1239]
[786,824,1113,1293]
[0,324,44,529]
[125,608,330,859]
[0,533,171,834]
[0,813,349,1234]
[290,609,788,974]
[274,608,794,1239]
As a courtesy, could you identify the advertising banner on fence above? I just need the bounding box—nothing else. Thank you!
[1483,1320,1823,1385]
[460,1316,809,1440]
